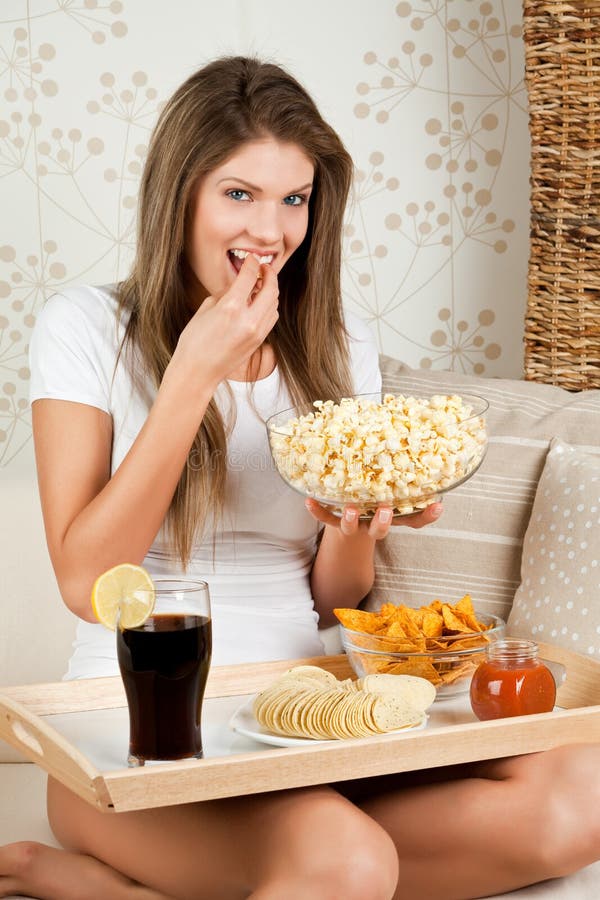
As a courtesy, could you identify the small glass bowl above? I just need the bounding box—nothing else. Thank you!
[340,613,506,699]
[266,391,488,519]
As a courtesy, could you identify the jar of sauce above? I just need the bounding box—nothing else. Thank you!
[470,639,556,721]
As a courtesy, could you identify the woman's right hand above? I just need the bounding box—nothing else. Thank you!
[171,254,279,389]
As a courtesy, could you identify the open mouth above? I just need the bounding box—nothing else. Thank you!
[228,248,275,274]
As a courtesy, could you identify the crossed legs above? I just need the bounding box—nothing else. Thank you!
[0,776,398,900]
[358,743,600,899]
[1,743,599,900]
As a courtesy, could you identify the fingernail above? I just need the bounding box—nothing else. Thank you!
[379,509,393,525]
[344,508,357,522]
[431,503,443,518]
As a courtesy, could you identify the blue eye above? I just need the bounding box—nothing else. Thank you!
[283,194,306,206]
[227,189,250,201]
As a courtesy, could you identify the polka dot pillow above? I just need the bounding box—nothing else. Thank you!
[507,438,600,656]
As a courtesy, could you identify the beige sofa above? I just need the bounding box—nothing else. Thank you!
[2,357,600,899]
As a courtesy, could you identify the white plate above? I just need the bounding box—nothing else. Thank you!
[229,695,427,748]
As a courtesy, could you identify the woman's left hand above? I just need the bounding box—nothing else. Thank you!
[304,498,443,541]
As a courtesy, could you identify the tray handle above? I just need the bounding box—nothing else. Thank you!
[538,641,600,708]
[0,690,105,809]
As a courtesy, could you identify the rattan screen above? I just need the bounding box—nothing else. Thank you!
[523,0,600,390]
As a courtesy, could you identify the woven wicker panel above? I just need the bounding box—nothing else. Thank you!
[523,0,600,390]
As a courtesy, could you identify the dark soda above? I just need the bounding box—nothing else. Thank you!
[117,613,212,764]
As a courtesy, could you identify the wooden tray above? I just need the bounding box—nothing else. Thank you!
[1,645,599,814]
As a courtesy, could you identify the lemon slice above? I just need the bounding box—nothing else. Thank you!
[91,563,155,630]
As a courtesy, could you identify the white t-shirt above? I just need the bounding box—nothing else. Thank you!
[29,284,382,678]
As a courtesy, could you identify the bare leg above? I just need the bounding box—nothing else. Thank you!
[7,746,597,899]
[0,841,170,900]
[357,744,600,900]
[0,775,399,900]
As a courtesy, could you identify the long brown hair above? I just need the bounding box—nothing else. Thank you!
[119,56,355,565]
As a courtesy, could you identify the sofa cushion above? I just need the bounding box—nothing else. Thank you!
[367,358,600,622]
[0,765,58,849]
[0,471,76,690]
[507,439,600,654]
[0,472,77,764]
[491,864,600,899]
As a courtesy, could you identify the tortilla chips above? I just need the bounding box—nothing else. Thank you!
[334,595,500,691]
[253,666,435,740]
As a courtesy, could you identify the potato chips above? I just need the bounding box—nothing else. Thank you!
[335,595,503,693]
[253,666,434,740]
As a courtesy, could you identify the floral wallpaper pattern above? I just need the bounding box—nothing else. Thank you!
[0,0,529,471]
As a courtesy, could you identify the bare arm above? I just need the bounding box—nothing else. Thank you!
[32,369,212,621]
[307,500,443,627]
[33,256,278,620]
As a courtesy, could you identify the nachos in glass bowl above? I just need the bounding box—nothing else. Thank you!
[335,596,505,699]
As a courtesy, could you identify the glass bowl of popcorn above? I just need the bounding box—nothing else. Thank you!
[266,391,488,518]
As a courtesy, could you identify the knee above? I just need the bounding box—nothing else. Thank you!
[527,797,589,879]
[310,804,398,899]
[521,745,600,877]
[316,816,399,900]
[268,790,399,899]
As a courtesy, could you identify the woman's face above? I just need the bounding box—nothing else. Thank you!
[185,137,314,305]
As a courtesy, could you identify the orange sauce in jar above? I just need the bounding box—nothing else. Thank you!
[470,639,556,721]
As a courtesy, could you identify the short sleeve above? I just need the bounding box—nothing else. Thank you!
[345,309,382,394]
[29,289,114,413]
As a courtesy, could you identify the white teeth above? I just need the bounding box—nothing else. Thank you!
[230,249,274,264]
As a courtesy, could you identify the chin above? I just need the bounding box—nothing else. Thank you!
[201,274,231,297]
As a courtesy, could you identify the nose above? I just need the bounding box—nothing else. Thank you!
[246,200,283,247]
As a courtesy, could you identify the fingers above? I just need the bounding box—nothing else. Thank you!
[396,502,443,529]
[304,500,392,540]
[366,502,443,538]
[367,507,393,540]
[249,261,278,306]
[340,506,361,536]
[305,499,443,540]
[367,502,442,538]
[304,498,343,528]
[227,253,262,303]
[304,499,364,535]
[226,254,279,309]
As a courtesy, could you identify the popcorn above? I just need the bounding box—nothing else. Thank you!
[269,393,487,516]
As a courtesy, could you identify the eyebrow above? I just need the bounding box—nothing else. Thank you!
[217,177,313,193]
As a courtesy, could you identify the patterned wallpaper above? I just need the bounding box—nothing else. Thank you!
[0,0,529,472]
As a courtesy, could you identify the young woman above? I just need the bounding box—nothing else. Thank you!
[1,56,599,900]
